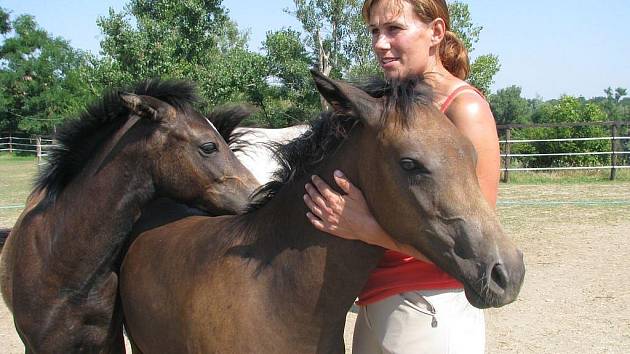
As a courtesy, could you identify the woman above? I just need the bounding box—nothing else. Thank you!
[303,0,500,353]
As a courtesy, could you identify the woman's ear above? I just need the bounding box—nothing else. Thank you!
[430,18,446,46]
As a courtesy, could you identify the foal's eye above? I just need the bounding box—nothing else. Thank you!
[199,142,218,155]
[400,158,430,175]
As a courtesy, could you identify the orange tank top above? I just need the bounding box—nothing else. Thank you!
[357,85,484,305]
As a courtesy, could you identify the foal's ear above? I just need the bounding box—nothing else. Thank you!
[119,93,177,122]
[310,70,383,126]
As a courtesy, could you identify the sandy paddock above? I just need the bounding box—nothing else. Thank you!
[1,183,629,353]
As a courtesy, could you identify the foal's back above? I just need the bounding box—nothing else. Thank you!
[122,214,282,352]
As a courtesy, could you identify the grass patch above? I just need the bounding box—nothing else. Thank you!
[502,169,630,184]
[0,152,40,162]
[0,153,39,227]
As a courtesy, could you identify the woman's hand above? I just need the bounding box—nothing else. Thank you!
[304,170,432,262]
[304,170,385,243]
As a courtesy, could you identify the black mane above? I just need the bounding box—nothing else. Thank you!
[247,76,433,211]
[35,80,199,201]
[207,104,255,153]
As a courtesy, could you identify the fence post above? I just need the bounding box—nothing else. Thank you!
[36,136,42,165]
[8,135,12,154]
[502,128,512,183]
[610,123,619,181]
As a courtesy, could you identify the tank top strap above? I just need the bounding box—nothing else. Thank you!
[440,85,485,113]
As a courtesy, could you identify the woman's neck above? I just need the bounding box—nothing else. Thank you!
[422,65,464,108]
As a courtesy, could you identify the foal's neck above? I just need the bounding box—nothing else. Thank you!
[49,126,155,265]
[244,133,384,327]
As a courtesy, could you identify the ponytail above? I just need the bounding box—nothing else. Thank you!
[440,30,470,80]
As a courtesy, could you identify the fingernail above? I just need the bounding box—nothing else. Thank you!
[311,175,318,181]
[334,170,344,177]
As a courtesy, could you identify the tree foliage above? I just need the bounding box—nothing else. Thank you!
[601,87,628,119]
[0,13,92,134]
[0,7,10,35]
[95,0,267,109]
[260,28,320,127]
[289,0,366,78]
[98,0,242,78]
[508,96,610,168]
[488,85,532,125]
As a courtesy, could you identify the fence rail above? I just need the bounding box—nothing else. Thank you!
[500,136,630,143]
[0,135,55,162]
[502,151,630,157]
[498,121,630,182]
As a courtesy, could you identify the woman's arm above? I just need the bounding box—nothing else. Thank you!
[445,91,500,208]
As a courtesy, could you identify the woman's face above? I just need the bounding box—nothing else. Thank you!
[368,0,435,80]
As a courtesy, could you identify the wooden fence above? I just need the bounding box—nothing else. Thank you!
[497,121,630,182]
[0,134,55,164]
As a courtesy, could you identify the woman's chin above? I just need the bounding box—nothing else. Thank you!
[382,65,404,80]
[383,67,422,81]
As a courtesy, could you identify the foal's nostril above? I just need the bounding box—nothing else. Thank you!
[490,263,509,291]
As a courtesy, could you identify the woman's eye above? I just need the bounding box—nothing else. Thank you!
[199,142,218,155]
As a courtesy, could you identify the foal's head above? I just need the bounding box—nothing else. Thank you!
[38,80,258,214]
[312,71,524,308]
[122,94,259,214]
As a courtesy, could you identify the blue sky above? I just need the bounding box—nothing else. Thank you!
[1,0,628,100]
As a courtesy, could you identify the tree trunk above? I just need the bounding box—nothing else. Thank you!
[317,29,332,111]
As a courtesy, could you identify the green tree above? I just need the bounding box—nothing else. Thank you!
[288,0,365,79]
[488,86,532,125]
[602,86,627,119]
[0,13,92,134]
[516,96,609,168]
[0,7,10,35]
[260,28,320,126]
[619,97,630,120]
[96,0,269,112]
[345,8,380,79]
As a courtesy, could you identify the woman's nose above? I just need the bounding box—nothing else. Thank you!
[373,34,390,51]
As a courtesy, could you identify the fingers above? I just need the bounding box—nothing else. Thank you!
[310,175,341,202]
[310,170,360,199]
[306,212,339,234]
[306,212,326,230]
[305,183,333,214]
[303,193,325,218]
[304,193,339,224]
[333,170,357,196]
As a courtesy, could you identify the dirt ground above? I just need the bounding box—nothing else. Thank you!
[1,182,629,353]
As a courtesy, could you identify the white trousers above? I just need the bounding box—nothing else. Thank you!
[352,289,485,354]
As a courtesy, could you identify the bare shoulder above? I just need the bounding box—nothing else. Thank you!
[446,90,496,135]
